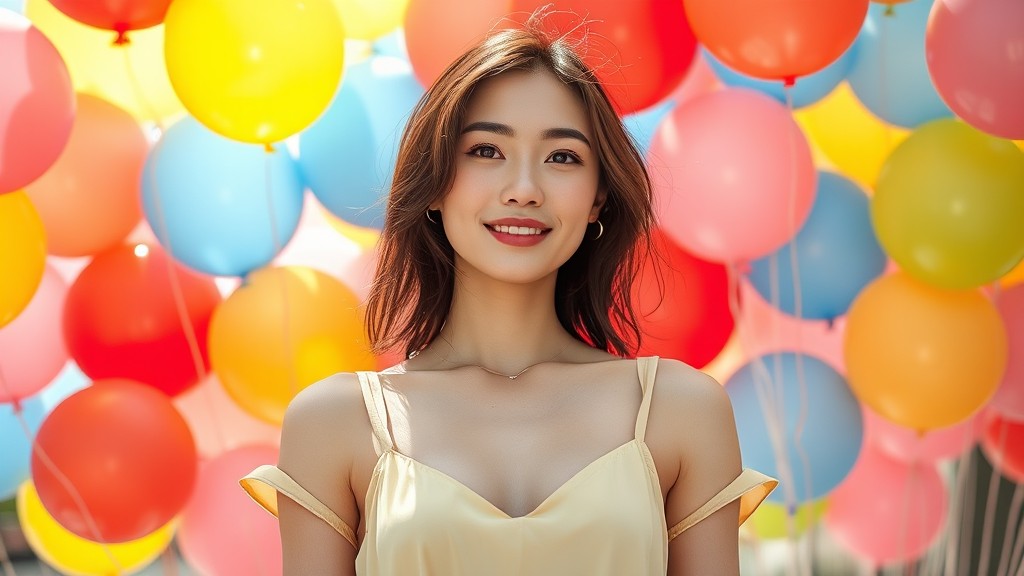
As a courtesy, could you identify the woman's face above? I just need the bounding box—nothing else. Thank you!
[435,67,604,285]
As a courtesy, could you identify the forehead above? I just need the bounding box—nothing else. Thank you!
[462,68,592,136]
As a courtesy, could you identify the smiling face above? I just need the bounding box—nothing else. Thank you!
[434,67,605,285]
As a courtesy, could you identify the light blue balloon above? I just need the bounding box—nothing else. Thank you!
[39,362,89,411]
[0,395,44,500]
[142,116,304,277]
[748,171,887,321]
[847,0,953,128]
[727,352,863,504]
[0,0,24,13]
[703,46,856,109]
[623,99,675,157]
[299,54,424,228]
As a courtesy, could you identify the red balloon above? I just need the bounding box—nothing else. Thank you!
[980,411,1024,484]
[63,243,221,397]
[630,229,733,367]
[683,0,868,82]
[47,0,172,37]
[511,0,697,113]
[404,0,513,88]
[31,378,197,543]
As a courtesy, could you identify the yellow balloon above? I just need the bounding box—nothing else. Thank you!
[17,482,175,576]
[25,0,184,125]
[333,0,410,40]
[209,266,376,424]
[323,205,381,250]
[746,499,828,540]
[0,191,46,328]
[164,0,345,144]
[873,119,1024,289]
[844,272,1007,431]
[793,82,909,191]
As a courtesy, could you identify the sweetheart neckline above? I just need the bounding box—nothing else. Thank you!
[372,438,661,520]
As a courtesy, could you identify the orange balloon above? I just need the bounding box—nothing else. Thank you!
[844,272,1007,431]
[26,93,147,257]
[403,0,512,87]
[1002,258,1024,288]
[684,0,868,82]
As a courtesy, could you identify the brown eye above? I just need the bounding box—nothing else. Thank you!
[469,145,501,159]
[547,151,581,165]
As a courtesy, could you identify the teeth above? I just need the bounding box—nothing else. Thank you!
[492,225,544,235]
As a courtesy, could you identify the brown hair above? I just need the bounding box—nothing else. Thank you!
[365,15,655,358]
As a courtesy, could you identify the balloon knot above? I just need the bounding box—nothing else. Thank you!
[884,5,895,16]
[264,143,276,153]
[113,24,131,46]
[11,398,22,414]
[782,75,796,89]
[734,260,753,276]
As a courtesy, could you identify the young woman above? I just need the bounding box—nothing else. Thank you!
[242,16,776,576]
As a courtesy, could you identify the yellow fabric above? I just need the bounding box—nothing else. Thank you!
[240,357,777,575]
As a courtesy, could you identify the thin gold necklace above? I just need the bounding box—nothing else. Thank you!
[411,336,567,380]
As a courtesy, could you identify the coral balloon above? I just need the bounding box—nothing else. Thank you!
[649,88,816,263]
[63,243,221,396]
[990,284,1024,421]
[0,10,74,194]
[403,0,511,88]
[683,0,868,82]
[173,375,281,460]
[980,411,1024,484]
[511,0,697,113]
[26,93,147,257]
[164,0,345,144]
[178,445,282,576]
[926,0,1024,139]
[845,272,1007,431]
[873,119,1024,289]
[31,379,197,543]
[47,0,171,35]
[333,0,409,40]
[0,265,67,403]
[865,407,978,464]
[0,191,46,328]
[209,266,377,425]
[630,229,733,368]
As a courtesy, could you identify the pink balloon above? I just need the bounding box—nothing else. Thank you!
[178,445,282,576]
[990,284,1024,420]
[649,88,816,263]
[172,376,281,461]
[0,12,75,194]
[825,445,947,567]
[864,406,978,464]
[926,0,1024,139]
[668,51,721,107]
[0,264,68,402]
[980,410,1024,484]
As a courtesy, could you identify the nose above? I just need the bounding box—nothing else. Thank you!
[499,161,543,207]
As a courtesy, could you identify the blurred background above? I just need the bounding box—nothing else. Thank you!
[1,0,1022,574]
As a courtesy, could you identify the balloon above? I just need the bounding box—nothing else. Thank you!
[333,0,409,40]
[164,0,345,144]
[63,242,222,397]
[649,88,816,263]
[793,82,909,190]
[926,0,1024,139]
[865,407,977,464]
[825,445,947,566]
[623,100,675,157]
[847,0,952,128]
[299,54,423,229]
[172,375,281,461]
[1003,259,1024,288]
[703,45,855,110]
[511,0,698,114]
[403,0,511,88]
[980,411,1024,484]
[726,352,863,504]
[178,445,282,576]
[25,93,147,257]
[47,0,171,35]
[845,272,1007,431]
[31,378,197,542]
[990,285,1024,420]
[38,361,89,411]
[630,229,733,368]
[748,171,887,321]
[24,0,183,123]
[209,266,377,425]
[142,116,304,277]
[0,191,46,328]
[0,0,24,13]
[0,10,74,194]
[18,482,175,576]
[0,396,43,500]
[747,499,827,540]
[872,119,1024,289]
[0,265,67,403]
[683,0,868,82]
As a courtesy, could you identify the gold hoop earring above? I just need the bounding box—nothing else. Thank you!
[591,219,604,240]
[426,209,439,224]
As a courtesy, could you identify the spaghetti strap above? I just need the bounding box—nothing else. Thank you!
[634,356,659,442]
[358,371,394,455]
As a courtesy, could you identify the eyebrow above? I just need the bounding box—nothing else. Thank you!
[461,121,591,147]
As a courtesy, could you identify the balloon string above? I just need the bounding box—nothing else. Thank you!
[978,418,1009,575]
[264,151,297,400]
[998,481,1024,576]
[120,43,163,132]
[0,520,17,576]
[957,449,979,576]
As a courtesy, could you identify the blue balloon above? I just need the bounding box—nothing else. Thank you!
[748,171,887,321]
[727,352,863,504]
[0,395,44,500]
[623,99,675,157]
[0,0,24,13]
[299,54,424,228]
[142,116,304,277]
[847,0,953,128]
[703,46,856,109]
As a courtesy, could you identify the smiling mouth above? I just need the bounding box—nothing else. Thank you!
[484,224,549,236]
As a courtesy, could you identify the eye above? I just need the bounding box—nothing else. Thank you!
[468,144,503,159]
[547,151,582,165]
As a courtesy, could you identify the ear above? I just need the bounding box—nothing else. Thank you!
[589,188,608,222]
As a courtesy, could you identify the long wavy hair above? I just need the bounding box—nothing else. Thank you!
[364,15,656,359]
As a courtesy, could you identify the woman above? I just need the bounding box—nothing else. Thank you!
[242,15,776,576]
